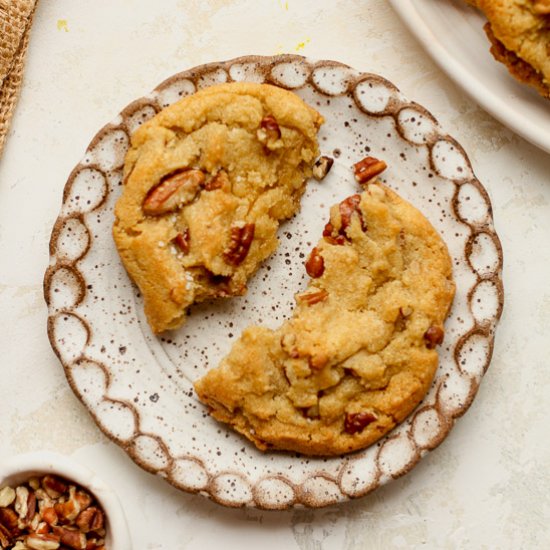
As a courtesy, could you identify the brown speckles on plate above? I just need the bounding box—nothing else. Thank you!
[44,55,503,509]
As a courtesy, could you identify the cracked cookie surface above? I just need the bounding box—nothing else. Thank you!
[475,0,550,97]
[195,183,455,456]
[113,82,323,333]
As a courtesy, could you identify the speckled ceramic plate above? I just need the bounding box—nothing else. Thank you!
[44,55,503,509]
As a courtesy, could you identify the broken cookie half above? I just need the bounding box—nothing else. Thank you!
[113,82,324,333]
[195,175,455,456]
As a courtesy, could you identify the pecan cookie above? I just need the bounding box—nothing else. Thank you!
[474,0,550,98]
[113,82,323,333]
[195,182,455,456]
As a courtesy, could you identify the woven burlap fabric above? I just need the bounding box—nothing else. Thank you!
[0,0,37,156]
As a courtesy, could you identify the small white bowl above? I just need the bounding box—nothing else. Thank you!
[0,451,132,550]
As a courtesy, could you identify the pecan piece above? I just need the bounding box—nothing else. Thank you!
[143,169,205,215]
[339,194,367,233]
[28,478,40,491]
[423,325,445,349]
[312,156,334,181]
[25,491,37,525]
[42,507,58,527]
[223,223,255,266]
[35,521,51,534]
[0,507,19,534]
[52,526,86,550]
[41,476,67,500]
[295,289,328,306]
[173,229,190,254]
[26,533,61,550]
[344,411,377,434]
[54,500,79,525]
[0,488,15,508]
[75,508,103,534]
[257,115,282,151]
[395,306,413,332]
[204,170,230,191]
[14,486,29,523]
[305,247,325,278]
[73,491,91,513]
[322,222,346,245]
[353,156,387,184]
[0,524,11,548]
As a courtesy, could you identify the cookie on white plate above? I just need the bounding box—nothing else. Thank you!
[195,180,455,456]
[113,82,324,333]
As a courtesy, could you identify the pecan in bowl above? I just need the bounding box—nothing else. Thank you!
[0,453,131,550]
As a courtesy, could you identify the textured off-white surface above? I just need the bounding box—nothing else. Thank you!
[1,0,549,547]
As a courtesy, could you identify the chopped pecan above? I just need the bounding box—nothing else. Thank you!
[54,500,79,525]
[223,223,255,266]
[26,533,61,550]
[344,411,377,434]
[0,524,11,548]
[424,325,444,349]
[259,115,281,137]
[305,247,325,278]
[41,477,67,500]
[26,492,37,524]
[204,170,230,191]
[73,492,91,513]
[296,289,328,306]
[52,526,86,550]
[36,521,51,534]
[312,156,334,181]
[35,489,54,510]
[75,508,103,534]
[173,229,190,254]
[143,169,205,215]
[0,475,105,550]
[339,194,367,232]
[257,115,282,151]
[0,488,15,508]
[322,222,346,245]
[0,506,19,530]
[28,478,40,491]
[353,156,387,184]
[14,487,29,523]
[42,507,58,527]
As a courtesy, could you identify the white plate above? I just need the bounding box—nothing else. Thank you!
[389,0,550,153]
[44,55,503,509]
